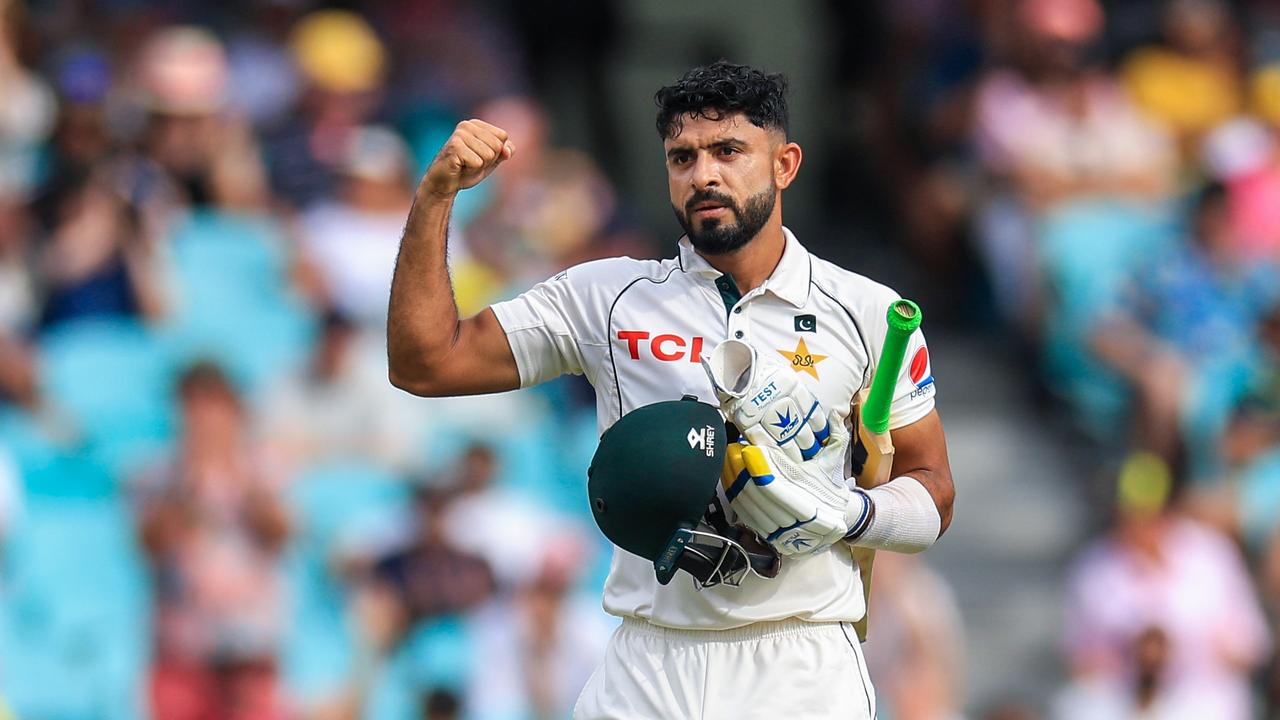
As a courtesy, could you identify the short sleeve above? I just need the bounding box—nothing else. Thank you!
[490,271,588,387]
[888,326,936,430]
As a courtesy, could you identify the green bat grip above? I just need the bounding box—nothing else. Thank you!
[862,299,923,434]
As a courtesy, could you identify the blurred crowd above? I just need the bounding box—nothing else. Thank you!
[4,0,1280,718]
[837,0,1280,717]
[0,1,637,718]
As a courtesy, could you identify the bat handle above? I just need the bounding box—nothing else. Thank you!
[862,299,922,434]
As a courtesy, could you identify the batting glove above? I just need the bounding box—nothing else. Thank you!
[721,412,871,556]
[702,339,831,463]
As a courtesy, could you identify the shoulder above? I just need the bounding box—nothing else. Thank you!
[561,256,677,285]
[546,256,682,307]
[807,254,902,321]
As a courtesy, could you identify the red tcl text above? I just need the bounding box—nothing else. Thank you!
[617,331,705,363]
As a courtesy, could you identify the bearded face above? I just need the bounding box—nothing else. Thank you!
[672,185,776,255]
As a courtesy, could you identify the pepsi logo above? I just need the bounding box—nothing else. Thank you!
[909,346,930,384]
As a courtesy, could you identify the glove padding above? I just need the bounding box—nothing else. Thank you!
[721,412,867,556]
[701,339,830,463]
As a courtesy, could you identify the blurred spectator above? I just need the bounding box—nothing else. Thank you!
[0,191,36,335]
[296,124,413,324]
[1213,411,1280,548]
[265,10,387,210]
[37,168,167,330]
[1196,302,1280,548]
[464,537,612,720]
[351,482,495,652]
[1059,453,1269,719]
[863,552,967,720]
[972,0,1175,335]
[0,0,55,200]
[1254,60,1280,127]
[126,25,276,227]
[222,6,302,132]
[441,443,568,591]
[134,361,291,720]
[974,0,1175,210]
[421,688,461,720]
[34,49,114,225]
[0,335,37,410]
[1091,182,1278,478]
[259,307,416,472]
[1201,118,1280,259]
[372,1,524,122]
[1121,0,1244,163]
[1053,626,1210,719]
[135,26,231,211]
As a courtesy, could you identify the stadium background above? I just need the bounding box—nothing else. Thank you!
[2,0,1280,717]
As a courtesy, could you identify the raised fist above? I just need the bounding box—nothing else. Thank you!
[420,119,514,197]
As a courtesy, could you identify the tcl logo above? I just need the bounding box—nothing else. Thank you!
[617,331,705,363]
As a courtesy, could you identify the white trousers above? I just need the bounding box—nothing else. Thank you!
[573,617,876,720]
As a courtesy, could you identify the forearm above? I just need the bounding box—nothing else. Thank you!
[387,190,462,387]
[845,475,942,554]
[386,119,520,396]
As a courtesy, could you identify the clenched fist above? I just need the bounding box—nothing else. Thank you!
[420,119,514,198]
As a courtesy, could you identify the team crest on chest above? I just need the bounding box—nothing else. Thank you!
[777,337,827,380]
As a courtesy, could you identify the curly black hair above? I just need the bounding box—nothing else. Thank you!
[654,61,789,139]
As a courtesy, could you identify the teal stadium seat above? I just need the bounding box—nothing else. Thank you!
[283,462,478,719]
[1038,199,1176,438]
[0,497,149,720]
[363,617,473,720]
[164,211,316,393]
[38,318,175,477]
[282,462,410,704]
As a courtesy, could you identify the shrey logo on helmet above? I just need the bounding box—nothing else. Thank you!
[687,425,717,456]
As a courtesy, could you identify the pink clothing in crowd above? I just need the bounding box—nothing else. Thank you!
[1064,517,1269,720]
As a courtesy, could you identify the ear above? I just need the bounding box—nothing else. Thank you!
[774,140,802,190]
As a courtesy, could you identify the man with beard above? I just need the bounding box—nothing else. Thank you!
[387,61,955,719]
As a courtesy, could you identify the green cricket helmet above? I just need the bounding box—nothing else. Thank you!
[587,397,780,588]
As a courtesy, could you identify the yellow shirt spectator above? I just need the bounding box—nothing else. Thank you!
[1123,46,1241,144]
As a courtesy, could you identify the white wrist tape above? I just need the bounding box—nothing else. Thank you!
[846,475,940,554]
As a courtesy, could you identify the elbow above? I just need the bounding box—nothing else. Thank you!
[387,330,451,396]
[935,475,955,538]
[388,358,444,397]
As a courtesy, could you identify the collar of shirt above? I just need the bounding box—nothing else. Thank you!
[676,226,812,307]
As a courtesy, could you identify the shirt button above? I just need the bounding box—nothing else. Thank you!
[733,307,742,314]
[734,330,744,338]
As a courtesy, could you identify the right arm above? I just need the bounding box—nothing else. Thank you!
[387,120,521,397]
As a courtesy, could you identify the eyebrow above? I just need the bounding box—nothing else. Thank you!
[666,137,749,159]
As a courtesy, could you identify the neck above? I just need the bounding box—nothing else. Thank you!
[696,219,786,293]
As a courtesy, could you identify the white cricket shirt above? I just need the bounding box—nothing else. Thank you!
[491,228,936,630]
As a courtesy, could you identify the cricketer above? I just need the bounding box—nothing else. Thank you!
[387,60,956,719]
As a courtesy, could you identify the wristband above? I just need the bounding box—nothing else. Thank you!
[843,488,875,541]
[845,475,940,554]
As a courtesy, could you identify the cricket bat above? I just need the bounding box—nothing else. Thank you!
[849,298,922,641]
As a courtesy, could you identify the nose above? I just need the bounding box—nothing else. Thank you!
[690,152,720,191]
